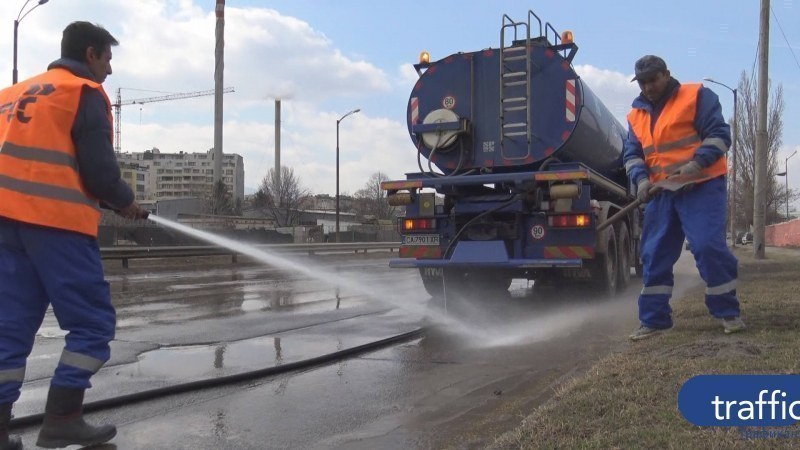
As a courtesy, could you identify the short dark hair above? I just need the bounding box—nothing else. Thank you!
[61,21,118,62]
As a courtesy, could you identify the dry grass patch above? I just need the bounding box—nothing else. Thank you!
[496,248,800,449]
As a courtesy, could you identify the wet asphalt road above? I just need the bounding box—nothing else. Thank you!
[12,250,705,449]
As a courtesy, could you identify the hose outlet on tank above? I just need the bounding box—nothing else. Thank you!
[413,109,467,152]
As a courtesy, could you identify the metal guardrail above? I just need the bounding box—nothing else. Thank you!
[101,242,401,268]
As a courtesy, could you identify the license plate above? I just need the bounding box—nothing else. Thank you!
[403,234,440,245]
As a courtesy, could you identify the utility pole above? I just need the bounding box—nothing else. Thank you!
[275,99,281,194]
[213,0,225,186]
[753,0,769,259]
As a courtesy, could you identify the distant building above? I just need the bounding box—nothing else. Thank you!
[116,147,244,202]
[308,193,354,212]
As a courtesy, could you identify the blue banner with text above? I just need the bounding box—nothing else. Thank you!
[679,375,800,426]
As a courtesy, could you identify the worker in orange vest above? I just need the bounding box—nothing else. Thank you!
[623,55,745,341]
[0,22,148,449]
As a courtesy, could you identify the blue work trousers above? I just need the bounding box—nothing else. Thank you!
[638,176,740,329]
[0,218,115,404]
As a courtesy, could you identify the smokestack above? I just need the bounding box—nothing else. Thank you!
[213,0,224,185]
[275,99,281,192]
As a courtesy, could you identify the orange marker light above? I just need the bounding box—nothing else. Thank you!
[419,51,430,64]
[561,30,574,44]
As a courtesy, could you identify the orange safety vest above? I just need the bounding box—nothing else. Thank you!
[0,68,111,237]
[627,83,728,183]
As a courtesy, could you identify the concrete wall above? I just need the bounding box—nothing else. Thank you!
[766,218,800,248]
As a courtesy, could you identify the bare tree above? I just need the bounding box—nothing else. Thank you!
[354,172,397,220]
[206,179,235,215]
[254,166,311,227]
[733,71,797,228]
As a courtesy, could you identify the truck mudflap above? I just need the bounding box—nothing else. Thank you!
[390,240,583,269]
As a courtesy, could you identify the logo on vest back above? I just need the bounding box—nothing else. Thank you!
[0,83,56,124]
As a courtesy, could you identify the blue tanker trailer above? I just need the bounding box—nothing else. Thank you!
[382,10,642,297]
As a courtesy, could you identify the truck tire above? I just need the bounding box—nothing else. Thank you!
[617,222,632,289]
[592,225,618,296]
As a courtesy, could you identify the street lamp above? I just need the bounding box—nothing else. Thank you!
[703,77,738,246]
[777,150,798,220]
[13,0,49,84]
[335,108,360,243]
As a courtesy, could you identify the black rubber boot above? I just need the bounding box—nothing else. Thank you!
[0,403,22,450]
[35,386,116,449]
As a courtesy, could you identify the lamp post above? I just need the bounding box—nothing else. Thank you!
[703,77,737,246]
[13,0,49,84]
[335,108,360,243]
[778,150,798,220]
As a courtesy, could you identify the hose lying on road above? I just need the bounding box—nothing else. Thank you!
[10,329,423,429]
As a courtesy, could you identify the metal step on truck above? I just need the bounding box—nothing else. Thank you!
[382,10,643,298]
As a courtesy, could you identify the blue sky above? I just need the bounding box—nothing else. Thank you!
[1,0,798,204]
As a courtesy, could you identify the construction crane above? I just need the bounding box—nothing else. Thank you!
[112,87,235,152]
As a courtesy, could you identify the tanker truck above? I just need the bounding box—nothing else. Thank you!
[381,10,643,297]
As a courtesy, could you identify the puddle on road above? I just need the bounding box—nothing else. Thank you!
[113,333,356,381]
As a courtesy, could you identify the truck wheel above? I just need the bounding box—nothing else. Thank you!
[592,225,618,296]
[617,222,632,289]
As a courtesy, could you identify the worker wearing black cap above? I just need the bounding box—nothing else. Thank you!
[623,55,745,340]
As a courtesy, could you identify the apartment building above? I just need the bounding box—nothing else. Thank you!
[117,148,244,202]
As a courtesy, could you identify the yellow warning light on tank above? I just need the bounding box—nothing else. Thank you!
[561,30,574,44]
[419,51,430,64]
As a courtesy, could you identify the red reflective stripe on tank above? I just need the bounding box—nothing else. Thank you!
[545,147,555,156]
[483,49,494,57]
[545,49,554,58]
[410,97,419,124]
[445,56,455,64]
[566,80,576,122]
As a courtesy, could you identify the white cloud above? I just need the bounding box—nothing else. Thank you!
[574,64,640,125]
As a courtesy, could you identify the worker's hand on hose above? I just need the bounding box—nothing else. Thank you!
[116,202,149,220]
[637,179,654,203]
[669,161,702,179]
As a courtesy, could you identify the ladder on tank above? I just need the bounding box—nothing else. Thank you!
[499,13,541,160]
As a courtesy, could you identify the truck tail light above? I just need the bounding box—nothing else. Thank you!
[402,218,436,232]
[548,214,591,228]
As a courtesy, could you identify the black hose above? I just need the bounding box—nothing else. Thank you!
[442,195,518,260]
[9,329,423,429]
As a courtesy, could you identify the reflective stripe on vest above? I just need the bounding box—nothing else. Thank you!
[627,83,728,183]
[0,68,108,236]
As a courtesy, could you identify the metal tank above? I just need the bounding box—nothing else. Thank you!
[408,25,627,183]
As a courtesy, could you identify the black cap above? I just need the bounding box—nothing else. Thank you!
[631,55,668,82]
